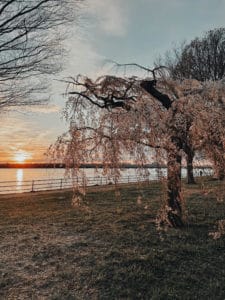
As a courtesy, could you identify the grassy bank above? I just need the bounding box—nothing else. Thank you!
[0,179,225,299]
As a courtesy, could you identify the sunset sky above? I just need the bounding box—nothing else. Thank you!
[1,0,225,163]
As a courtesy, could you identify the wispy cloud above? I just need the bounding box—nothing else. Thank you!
[85,0,128,36]
[57,0,130,79]
[64,36,103,77]
[24,104,61,114]
[0,113,59,162]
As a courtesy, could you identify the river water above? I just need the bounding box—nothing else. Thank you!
[0,167,212,194]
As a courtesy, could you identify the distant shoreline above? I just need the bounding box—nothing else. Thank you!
[0,163,212,169]
[0,163,164,169]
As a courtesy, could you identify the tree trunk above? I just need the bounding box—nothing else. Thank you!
[140,80,185,227]
[186,150,196,184]
[167,149,184,228]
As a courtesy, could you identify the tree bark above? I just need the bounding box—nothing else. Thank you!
[186,149,196,184]
[140,80,185,227]
[167,147,184,228]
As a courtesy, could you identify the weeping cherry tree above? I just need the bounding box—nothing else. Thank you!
[52,67,225,228]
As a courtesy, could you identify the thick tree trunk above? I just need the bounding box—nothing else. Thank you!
[186,150,196,184]
[140,80,185,227]
[167,149,184,228]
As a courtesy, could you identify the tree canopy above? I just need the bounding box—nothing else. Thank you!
[52,70,225,227]
[164,28,225,81]
[160,28,225,181]
[0,0,81,109]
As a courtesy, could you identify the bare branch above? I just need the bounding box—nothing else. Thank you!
[0,0,80,109]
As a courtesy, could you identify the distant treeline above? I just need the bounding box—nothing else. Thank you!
[0,162,164,169]
[0,163,212,169]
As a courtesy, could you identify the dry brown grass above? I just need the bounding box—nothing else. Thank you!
[0,179,225,299]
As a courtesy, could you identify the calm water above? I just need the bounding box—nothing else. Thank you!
[0,167,212,194]
[0,167,213,182]
[0,168,164,185]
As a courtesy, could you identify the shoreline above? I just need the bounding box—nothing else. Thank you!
[0,163,212,169]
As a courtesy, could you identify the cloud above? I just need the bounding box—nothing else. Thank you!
[53,0,130,81]
[23,104,61,114]
[0,113,59,162]
[64,36,103,77]
[85,0,128,36]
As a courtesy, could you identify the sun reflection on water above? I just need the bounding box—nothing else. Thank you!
[16,169,23,191]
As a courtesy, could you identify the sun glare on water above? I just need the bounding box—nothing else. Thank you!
[14,150,31,163]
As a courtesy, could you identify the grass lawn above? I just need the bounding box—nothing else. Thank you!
[0,179,225,299]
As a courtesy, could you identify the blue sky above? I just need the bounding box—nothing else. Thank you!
[1,0,225,162]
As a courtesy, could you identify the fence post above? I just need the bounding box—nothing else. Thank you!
[31,180,35,192]
[60,178,63,190]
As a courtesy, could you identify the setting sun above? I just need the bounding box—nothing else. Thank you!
[13,150,31,163]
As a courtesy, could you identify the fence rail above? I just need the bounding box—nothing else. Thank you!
[0,175,152,195]
[0,167,213,195]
